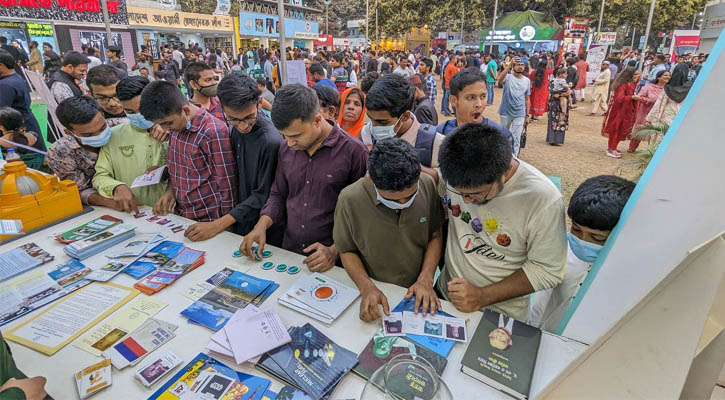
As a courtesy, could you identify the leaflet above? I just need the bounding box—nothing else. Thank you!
[382,311,468,343]
[4,282,139,355]
[0,242,54,283]
[131,166,166,188]
[74,296,167,356]
[226,308,291,365]
[74,358,112,399]
[0,219,23,235]
[103,318,178,369]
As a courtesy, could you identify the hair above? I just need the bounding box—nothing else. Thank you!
[533,60,547,88]
[0,37,6,44]
[62,51,90,67]
[554,66,567,77]
[612,67,637,92]
[55,96,101,129]
[309,63,325,77]
[368,138,421,191]
[420,57,433,70]
[116,76,150,101]
[139,80,188,121]
[255,77,267,87]
[655,53,666,61]
[0,107,25,131]
[449,67,484,96]
[568,175,636,231]
[652,69,668,84]
[86,65,123,91]
[438,123,512,187]
[43,42,52,49]
[184,62,212,83]
[332,53,343,63]
[313,84,339,111]
[30,40,38,48]
[360,71,379,94]
[107,46,121,56]
[271,84,319,130]
[0,49,15,69]
[366,74,415,118]
[217,74,260,111]
[578,53,586,60]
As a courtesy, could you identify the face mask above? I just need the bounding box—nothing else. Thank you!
[184,111,192,130]
[370,114,403,141]
[78,125,111,147]
[567,232,603,263]
[127,113,154,130]
[376,188,418,210]
[196,82,218,97]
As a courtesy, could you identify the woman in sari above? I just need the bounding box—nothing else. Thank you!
[601,67,642,158]
[529,59,552,120]
[546,67,571,145]
[337,87,366,138]
[628,70,670,152]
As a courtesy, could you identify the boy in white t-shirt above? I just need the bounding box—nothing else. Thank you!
[530,175,636,332]
[436,123,567,322]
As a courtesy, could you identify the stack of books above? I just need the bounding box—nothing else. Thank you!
[56,215,122,244]
[257,323,358,400]
[134,247,205,295]
[278,273,359,325]
[64,224,136,260]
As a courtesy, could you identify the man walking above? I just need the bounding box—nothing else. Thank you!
[497,56,530,155]
[482,54,497,105]
[589,60,611,116]
[418,57,437,105]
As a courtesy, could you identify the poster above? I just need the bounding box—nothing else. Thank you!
[586,44,608,86]
[0,21,29,54]
[593,32,617,46]
[26,22,57,54]
[669,30,700,62]
[564,17,589,38]
[79,31,122,63]
[213,0,230,15]
[286,60,306,86]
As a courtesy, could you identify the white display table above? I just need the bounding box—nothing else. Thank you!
[0,208,588,399]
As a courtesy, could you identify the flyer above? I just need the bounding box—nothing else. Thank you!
[382,311,467,343]
[131,166,167,188]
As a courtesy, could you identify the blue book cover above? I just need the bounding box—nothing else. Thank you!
[123,240,185,279]
[392,297,456,357]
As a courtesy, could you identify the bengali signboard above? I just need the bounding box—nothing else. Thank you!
[239,11,318,39]
[564,17,589,38]
[593,31,617,46]
[128,6,233,31]
[0,0,127,24]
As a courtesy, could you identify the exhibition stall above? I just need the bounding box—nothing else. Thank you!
[480,10,563,54]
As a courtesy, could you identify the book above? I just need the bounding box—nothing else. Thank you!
[74,358,112,399]
[135,248,206,295]
[460,310,542,400]
[135,350,183,387]
[0,242,54,283]
[257,323,358,400]
[382,311,468,343]
[278,273,359,324]
[149,352,271,400]
[392,297,457,357]
[122,240,186,279]
[352,329,448,381]
[64,224,136,260]
[57,215,122,243]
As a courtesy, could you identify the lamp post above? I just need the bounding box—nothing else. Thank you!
[490,0,499,53]
[375,0,378,49]
[278,0,287,84]
[639,0,656,72]
[100,0,113,53]
[366,0,369,45]
[597,0,605,32]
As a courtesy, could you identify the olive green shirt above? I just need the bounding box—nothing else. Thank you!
[333,174,444,288]
[1,332,25,399]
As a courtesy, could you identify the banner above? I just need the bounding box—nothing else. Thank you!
[0,0,127,24]
[286,60,306,86]
[585,44,608,86]
[128,6,233,32]
[564,17,589,38]
[669,30,700,62]
[593,32,617,46]
[239,11,318,39]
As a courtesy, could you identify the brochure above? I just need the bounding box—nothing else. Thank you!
[57,215,122,243]
[0,219,23,235]
[135,350,183,387]
[64,224,136,260]
[391,297,457,357]
[131,165,166,188]
[0,242,54,283]
[74,358,112,399]
[103,318,179,369]
[382,311,467,343]
[226,308,291,365]
[123,240,186,279]
[278,273,359,325]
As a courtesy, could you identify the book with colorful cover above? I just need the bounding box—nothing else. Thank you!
[0,242,55,283]
[135,248,206,295]
[392,297,456,357]
[56,215,122,243]
[123,241,186,279]
[149,352,271,400]
[352,328,448,381]
[460,309,542,400]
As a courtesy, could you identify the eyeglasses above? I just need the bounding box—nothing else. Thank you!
[447,184,496,204]
[225,112,258,127]
[93,95,120,105]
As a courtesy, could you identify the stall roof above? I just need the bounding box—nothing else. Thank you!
[480,10,564,42]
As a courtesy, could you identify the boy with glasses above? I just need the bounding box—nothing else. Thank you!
[86,65,129,127]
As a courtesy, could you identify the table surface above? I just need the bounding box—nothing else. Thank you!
[1,207,588,399]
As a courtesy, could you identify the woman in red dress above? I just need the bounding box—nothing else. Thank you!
[528,59,553,120]
[601,67,642,158]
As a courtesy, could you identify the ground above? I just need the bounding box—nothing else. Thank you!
[432,78,641,207]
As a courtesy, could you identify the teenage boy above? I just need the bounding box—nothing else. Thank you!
[86,65,129,127]
[437,123,566,321]
[310,63,336,89]
[409,74,437,126]
[240,84,368,272]
[139,80,237,222]
[335,139,445,322]
[185,62,224,122]
[93,76,168,213]
[531,175,635,331]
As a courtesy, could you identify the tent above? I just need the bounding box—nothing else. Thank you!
[480,10,563,53]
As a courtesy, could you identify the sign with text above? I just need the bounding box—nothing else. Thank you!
[0,0,127,24]
[564,16,589,38]
[593,31,617,46]
[128,6,233,32]
[239,11,318,39]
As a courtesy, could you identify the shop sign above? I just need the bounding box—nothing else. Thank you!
[519,25,536,41]
[295,31,317,39]
[564,16,589,38]
[593,31,617,45]
[239,11,318,38]
[239,0,311,20]
[485,29,516,41]
[0,0,127,24]
[0,21,23,28]
[128,6,233,31]
[26,21,52,35]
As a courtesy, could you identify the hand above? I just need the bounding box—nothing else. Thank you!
[145,165,161,174]
[447,278,484,313]
[405,280,441,316]
[240,226,266,260]
[0,377,47,400]
[632,95,642,101]
[185,221,223,242]
[512,56,521,64]
[359,285,390,322]
[303,243,337,272]
[525,115,531,124]
[150,124,169,142]
[112,185,139,213]
[153,190,176,216]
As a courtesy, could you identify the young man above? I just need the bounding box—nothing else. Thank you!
[363,74,445,179]
[157,51,180,84]
[574,53,589,101]
[0,50,44,150]
[335,139,445,322]
[183,74,282,242]
[86,46,102,69]
[437,123,567,321]
[86,65,129,127]
[418,57,437,105]
[497,56,531,155]
[409,74,437,126]
[106,45,128,75]
[393,57,415,79]
[240,84,368,272]
[436,68,513,151]
[531,175,635,331]
[312,84,340,121]
[589,60,611,116]
[26,41,42,74]
[330,53,349,93]
[48,51,89,103]
[184,62,224,122]
[139,80,237,222]
[483,54,497,105]
[442,56,460,117]
[92,76,168,213]
[309,63,336,89]
[48,96,118,208]
[264,54,274,83]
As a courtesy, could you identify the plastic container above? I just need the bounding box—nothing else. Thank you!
[360,353,453,400]
[5,148,20,161]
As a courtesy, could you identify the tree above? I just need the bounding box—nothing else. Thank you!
[306,0,367,36]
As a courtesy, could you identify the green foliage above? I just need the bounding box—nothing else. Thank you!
[618,123,668,181]
[178,0,217,14]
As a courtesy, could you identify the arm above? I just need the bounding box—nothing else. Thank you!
[260,98,272,111]
[0,85,15,107]
[497,64,511,86]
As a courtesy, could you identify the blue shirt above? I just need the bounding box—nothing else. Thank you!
[648,63,666,82]
[0,73,44,150]
[498,73,531,118]
[314,79,337,89]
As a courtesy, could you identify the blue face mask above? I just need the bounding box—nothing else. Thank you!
[567,232,603,263]
[78,125,112,148]
[376,188,418,210]
[128,113,154,130]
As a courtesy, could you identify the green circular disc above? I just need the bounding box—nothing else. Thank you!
[262,250,273,258]
[232,250,242,258]
[262,262,274,270]
[287,266,300,274]
[275,264,287,272]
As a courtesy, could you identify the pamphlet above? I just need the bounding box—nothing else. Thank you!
[4,282,139,355]
[226,308,291,364]
[57,215,122,243]
[105,232,167,259]
[123,240,186,279]
[135,350,183,387]
[0,219,23,235]
[131,165,166,188]
[64,224,137,260]
[391,297,457,357]
[278,273,359,325]
[103,318,178,369]
[0,242,54,283]
[74,296,167,356]
[74,358,112,399]
[382,311,467,342]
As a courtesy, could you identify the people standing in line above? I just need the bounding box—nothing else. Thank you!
[157,50,180,84]
[172,44,184,69]
[106,46,128,76]
[497,56,531,155]
[86,47,102,69]
[546,67,571,146]
[668,54,690,87]
[418,57,437,106]
[574,53,589,102]
[48,51,89,104]
[409,74,438,126]
[483,54,498,105]
[42,49,61,80]
[629,70,670,152]
[588,60,611,116]
[393,57,415,79]
[647,54,667,82]
[0,50,44,151]
[645,78,690,128]
[337,87,366,138]
[528,59,551,121]
[565,58,579,105]
[601,67,641,158]
[309,63,336,89]
[0,36,23,76]
[263,53,274,83]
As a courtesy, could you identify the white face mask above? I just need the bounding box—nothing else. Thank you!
[370,113,404,141]
[376,188,418,210]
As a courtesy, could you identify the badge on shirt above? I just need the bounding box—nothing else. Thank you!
[119,145,135,157]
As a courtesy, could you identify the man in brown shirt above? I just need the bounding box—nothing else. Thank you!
[334,138,445,322]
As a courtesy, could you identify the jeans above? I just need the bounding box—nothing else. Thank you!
[441,88,451,115]
[499,114,525,156]
[486,81,495,105]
